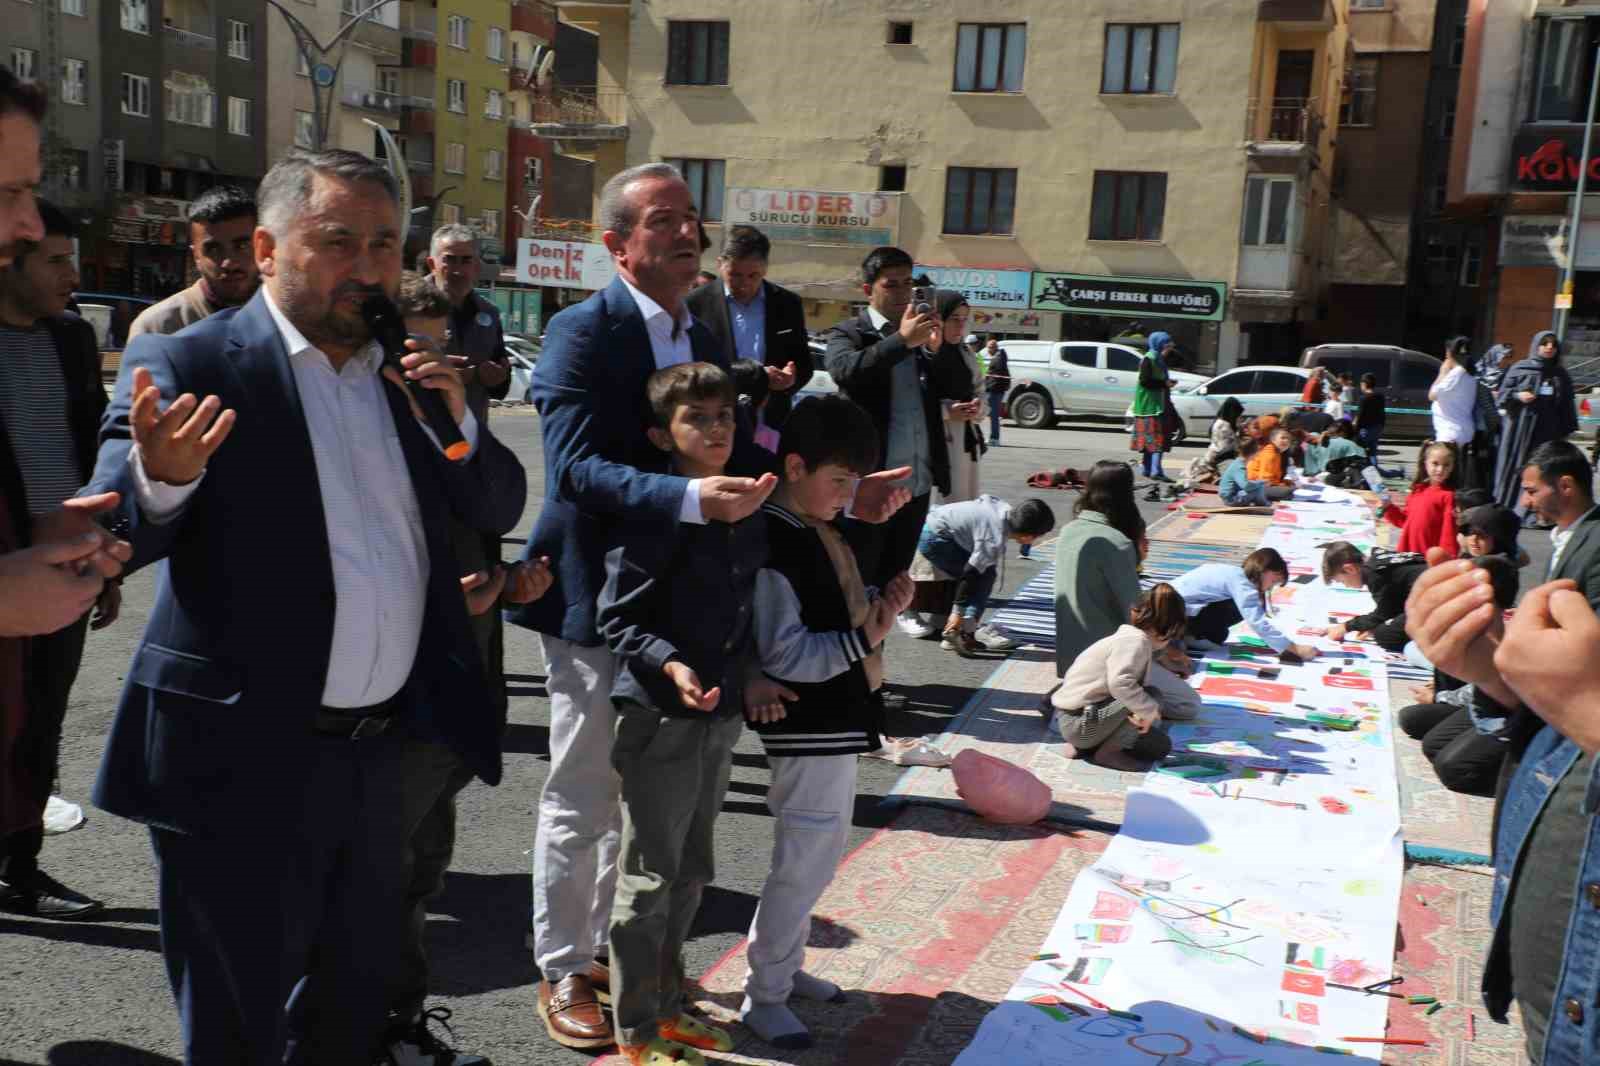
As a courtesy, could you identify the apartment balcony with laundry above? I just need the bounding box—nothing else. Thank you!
[528,86,628,141]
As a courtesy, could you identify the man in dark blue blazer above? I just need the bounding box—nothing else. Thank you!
[87,149,526,1066]
[507,162,907,1051]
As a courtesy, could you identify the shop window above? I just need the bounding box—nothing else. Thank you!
[955,23,1025,92]
[1101,23,1179,94]
[1090,170,1165,241]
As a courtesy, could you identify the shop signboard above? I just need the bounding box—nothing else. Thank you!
[1511,129,1600,191]
[1500,215,1600,270]
[1030,271,1227,322]
[516,238,618,291]
[914,265,1030,308]
[725,187,900,246]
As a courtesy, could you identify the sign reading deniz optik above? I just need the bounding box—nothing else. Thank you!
[1030,271,1226,322]
[516,238,618,291]
[725,187,901,246]
[1511,130,1600,190]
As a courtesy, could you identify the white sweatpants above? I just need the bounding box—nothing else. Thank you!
[531,635,622,983]
[743,753,857,1005]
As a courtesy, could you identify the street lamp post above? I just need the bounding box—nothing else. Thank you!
[1556,42,1600,340]
[264,0,399,153]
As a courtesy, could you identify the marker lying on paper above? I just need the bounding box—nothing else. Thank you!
[1326,982,1403,999]
[1341,1037,1429,1046]
[1107,1008,1143,1022]
[1030,952,1060,961]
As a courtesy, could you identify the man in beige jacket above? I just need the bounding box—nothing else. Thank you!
[127,186,257,339]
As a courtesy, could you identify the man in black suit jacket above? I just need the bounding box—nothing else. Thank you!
[685,224,812,427]
[821,246,950,596]
[87,149,526,1065]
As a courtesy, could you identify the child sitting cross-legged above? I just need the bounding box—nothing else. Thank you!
[1218,438,1279,507]
[739,395,915,1050]
[1049,583,1201,771]
[595,361,777,1066]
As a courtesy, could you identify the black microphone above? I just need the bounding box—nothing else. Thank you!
[361,293,471,462]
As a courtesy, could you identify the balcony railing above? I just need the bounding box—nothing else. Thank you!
[343,86,404,113]
[528,87,629,139]
[1245,97,1323,146]
[163,21,216,49]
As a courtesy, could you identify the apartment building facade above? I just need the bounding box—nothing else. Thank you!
[6,0,103,216]
[427,0,512,260]
[1451,0,1600,373]
[531,0,1350,367]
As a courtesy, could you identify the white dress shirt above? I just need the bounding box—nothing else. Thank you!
[617,275,706,524]
[129,287,481,708]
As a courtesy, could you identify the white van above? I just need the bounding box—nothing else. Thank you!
[1000,340,1207,430]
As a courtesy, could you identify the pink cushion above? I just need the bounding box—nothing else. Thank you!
[951,749,1052,825]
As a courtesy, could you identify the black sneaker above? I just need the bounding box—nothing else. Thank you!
[381,1007,489,1066]
[0,869,104,920]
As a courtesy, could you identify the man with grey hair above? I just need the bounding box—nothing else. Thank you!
[508,161,908,1054]
[86,148,526,1065]
[423,222,511,422]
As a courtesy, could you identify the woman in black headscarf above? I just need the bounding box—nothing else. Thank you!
[930,289,985,503]
[1492,330,1580,513]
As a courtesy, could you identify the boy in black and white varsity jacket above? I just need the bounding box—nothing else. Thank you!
[738,396,914,1050]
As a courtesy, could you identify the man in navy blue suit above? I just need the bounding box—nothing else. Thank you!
[508,162,908,1051]
[87,149,526,1065]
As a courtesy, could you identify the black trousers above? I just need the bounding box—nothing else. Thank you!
[0,615,88,878]
[1397,702,1503,798]
[1187,599,1243,646]
[152,732,410,1066]
[844,491,932,594]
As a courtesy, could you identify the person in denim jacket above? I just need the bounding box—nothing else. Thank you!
[1406,441,1600,1065]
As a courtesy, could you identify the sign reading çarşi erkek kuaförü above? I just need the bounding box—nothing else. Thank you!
[1030,272,1227,322]
[724,187,900,246]
[914,265,1031,308]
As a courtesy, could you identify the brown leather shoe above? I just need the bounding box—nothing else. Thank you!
[538,974,613,1049]
[589,959,611,1004]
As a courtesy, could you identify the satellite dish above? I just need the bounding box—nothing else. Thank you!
[535,48,555,88]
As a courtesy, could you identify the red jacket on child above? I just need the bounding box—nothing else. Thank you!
[1383,483,1457,557]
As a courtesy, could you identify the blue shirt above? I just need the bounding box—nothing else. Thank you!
[1218,458,1261,504]
[726,283,765,362]
[1169,562,1291,652]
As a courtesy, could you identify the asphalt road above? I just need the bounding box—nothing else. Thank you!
[0,414,1421,1066]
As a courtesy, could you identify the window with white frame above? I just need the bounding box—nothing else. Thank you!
[484,148,504,180]
[487,27,505,61]
[1241,176,1294,247]
[294,110,315,148]
[380,68,399,95]
[60,0,84,16]
[122,0,150,34]
[479,209,500,239]
[447,14,468,49]
[227,96,251,136]
[447,79,465,112]
[485,89,503,118]
[10,49,36,82]
[445,142,465,174]
[227,20,251,60]
[166,74,216,127]
[441,203,462,225]
[121,73,151,117]
[61,59,86,104]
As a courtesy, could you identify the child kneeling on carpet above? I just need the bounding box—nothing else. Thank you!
[1171,548,1319,661]
[595,362,770,1066]
[911,494,1056,656]
[1049,583,1201,770]
[740,395,914,1050]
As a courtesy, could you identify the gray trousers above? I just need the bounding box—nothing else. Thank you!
[609,708,743,1045]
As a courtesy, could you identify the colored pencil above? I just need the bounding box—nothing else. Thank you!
[1341,1037,1429,1046]
[1030,952,1060,961]
[1057,982,1110,1011]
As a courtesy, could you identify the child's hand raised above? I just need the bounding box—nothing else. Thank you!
[745,678,798,724]
[664,661,720,712]
[882,571,915,614]
[504,557,554,604]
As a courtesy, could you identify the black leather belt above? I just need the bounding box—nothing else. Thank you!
[313,699,397,740]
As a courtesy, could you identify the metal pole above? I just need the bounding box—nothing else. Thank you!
[1556,41,1600,340]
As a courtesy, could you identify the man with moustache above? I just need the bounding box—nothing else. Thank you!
[510,162,908,1050]
[423,223,511,423]
[87,148,526,1064]
[127,186,259,339]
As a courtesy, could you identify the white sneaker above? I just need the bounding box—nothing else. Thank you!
[973,625,1019,650]
[895,611,937,639]
[382,1008,488,1065]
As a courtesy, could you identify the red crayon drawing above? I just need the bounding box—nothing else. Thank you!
[1200,676,1296,703]
[1323,674,1375,691]
[1281,970,1327,997]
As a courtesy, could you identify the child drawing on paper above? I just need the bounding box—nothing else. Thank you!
[1170,549,1320,662]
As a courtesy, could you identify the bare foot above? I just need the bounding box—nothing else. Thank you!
[1091,746,1148,772]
